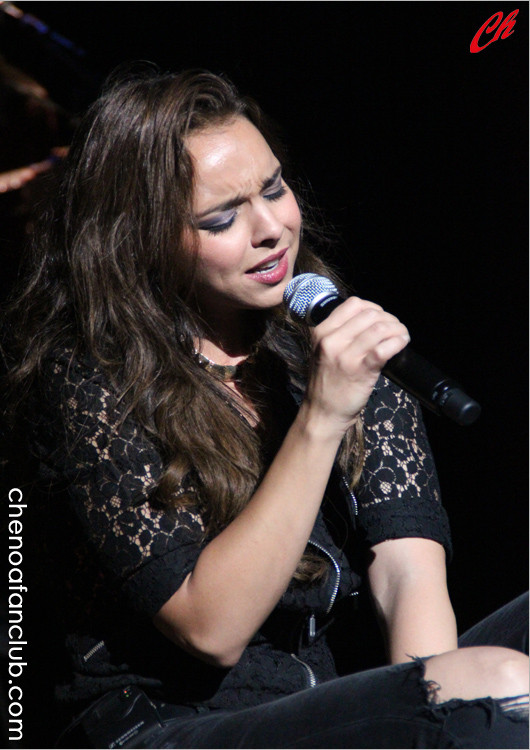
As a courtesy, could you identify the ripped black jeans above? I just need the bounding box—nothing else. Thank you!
[58,593,529,749]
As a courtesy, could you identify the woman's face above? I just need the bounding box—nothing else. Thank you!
[185,116,301,323]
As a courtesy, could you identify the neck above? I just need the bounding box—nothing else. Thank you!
[195,308,268,366]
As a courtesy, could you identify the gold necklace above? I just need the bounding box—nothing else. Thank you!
[193,351,243,381]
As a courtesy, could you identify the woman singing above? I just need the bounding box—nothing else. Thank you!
[2,67,528,748]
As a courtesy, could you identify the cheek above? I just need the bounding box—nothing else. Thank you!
[196,234,244,277]
[282,192,302,234]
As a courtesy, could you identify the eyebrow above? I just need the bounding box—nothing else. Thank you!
[195,166,283,220]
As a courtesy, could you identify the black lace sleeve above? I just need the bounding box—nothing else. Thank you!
[355,376,452,558]
[33,350,205,618]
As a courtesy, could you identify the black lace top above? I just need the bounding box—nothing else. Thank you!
[29,348,451,714]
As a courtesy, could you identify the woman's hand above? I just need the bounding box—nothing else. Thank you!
[304,297,410,438]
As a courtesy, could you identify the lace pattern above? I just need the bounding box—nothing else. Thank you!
[356,375,449,551]
[34,351,205,617]
[361,376,440,504]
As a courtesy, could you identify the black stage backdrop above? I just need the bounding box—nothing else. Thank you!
[1,1,528,740]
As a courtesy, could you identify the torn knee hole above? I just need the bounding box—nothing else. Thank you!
[409,655,443,705]
[497,695,529,720]
[412,655,529,721]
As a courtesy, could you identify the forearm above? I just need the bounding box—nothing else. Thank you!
[375,576,457,664]
[155,402,343,666]
[368,538,458,665]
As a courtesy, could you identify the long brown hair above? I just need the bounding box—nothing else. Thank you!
[2,65,363,581]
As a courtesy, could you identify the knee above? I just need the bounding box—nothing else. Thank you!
[473,646,528,698]
[424,646,529,703]
[491,648,529,698]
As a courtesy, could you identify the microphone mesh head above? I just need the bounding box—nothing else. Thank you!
[284,274,339,321]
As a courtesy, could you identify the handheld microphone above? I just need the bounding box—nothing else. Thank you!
[284,273,481,426]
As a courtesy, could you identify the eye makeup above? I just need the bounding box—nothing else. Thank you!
[200,213,237,235]
[196,167,287,235]
[263,185,287,202]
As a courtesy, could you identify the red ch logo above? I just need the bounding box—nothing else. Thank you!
[470,9,519,52]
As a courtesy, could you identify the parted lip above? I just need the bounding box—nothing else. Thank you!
[246,248,288,273]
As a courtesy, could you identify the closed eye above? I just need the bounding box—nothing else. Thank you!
[264,185,287,202]
[199,211,237,234]
[196,174,286,235]
[200,213,237,235]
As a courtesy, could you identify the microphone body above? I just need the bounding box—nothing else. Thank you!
[284,274,481,426]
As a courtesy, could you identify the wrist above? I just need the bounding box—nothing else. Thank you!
[293,400,351,447]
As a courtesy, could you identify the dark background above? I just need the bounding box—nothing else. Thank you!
[1,1,527,743]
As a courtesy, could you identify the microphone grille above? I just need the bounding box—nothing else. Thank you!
[284,274,339,321]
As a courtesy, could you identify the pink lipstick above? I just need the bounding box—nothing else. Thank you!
[245,249,289,284]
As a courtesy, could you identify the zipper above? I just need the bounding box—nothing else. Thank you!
[307,613,316,643]
[82,640,105,662]
[341,474,358,516]
[291,653,317,688]
[307,539,341,614]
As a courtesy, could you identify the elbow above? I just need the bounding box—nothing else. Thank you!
[153,579,247,668]
[204,645,244,669]
[153,614,245,668]
[175,631,245,669]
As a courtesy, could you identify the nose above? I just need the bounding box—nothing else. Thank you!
[250,199,284,249]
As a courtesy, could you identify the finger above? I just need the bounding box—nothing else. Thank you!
[347,316,409,349]
[336,308,404,344]
[331,317,408,371]
[362,331,411,371]
[313,296,383,335]
[315,309,406,361]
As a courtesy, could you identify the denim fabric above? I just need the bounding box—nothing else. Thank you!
[458,592,529,653]
[58,593,529,749]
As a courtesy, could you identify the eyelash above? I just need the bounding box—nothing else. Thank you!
[265,185,287,203]
[203,185,288,236]
[205,216,236,236]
